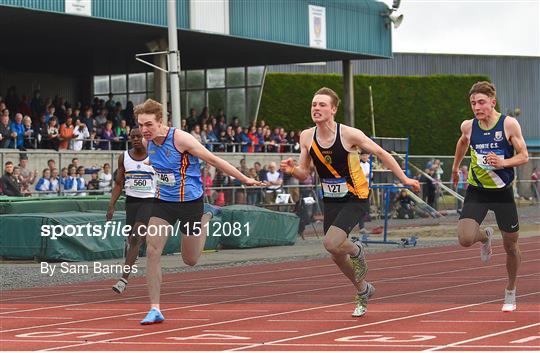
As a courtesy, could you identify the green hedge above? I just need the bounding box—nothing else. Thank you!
[259,73,492,155]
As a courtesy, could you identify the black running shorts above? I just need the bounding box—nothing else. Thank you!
[125,196,153,228]
[459,185,519,233]
[150,196,204,235]
[323,198,370,235]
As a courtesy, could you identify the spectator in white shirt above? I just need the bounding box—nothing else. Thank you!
[262,162,283,203]
[72,122,90,151]
[98,163,113,194]
[49,168,60,195]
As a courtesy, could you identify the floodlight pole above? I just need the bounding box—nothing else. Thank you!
[343,60,355,127]
[369,85,376,137]
[167,0,181,128]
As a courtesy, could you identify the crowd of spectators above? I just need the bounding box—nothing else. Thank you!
[0,86,301,153]
[0,155,113,197]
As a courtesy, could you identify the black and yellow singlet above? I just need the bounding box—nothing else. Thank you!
[309,123,369,202]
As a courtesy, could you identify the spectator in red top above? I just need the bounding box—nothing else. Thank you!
[59,116,75,150]
[247,126,259,152]
[201,166,213,200]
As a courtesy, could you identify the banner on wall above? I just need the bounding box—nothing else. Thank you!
[65,0,92,17]
[309,5,326,49]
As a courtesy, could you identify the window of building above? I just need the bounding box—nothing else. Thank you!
[92,66,265,127]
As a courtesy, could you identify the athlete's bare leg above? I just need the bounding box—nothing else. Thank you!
[145,216,171,310]
[121,221,145,281]
[181,212,212,266]
[457,218,488,247]
[501,231,520,290]
[323,225,366,292]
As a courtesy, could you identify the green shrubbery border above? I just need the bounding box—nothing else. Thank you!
[259,73,492,154]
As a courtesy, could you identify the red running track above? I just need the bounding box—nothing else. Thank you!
[0,236,539,351]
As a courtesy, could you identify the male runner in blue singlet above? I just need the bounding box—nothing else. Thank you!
[452,81,528,312]
[135,99,263,324]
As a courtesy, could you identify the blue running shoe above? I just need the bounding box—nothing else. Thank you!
[204,203,222,218]
[140,308,164,325]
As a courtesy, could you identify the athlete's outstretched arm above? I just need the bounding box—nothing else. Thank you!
[452,120,472,186]
[175,130,263,186]
[107,153,125,221]
[280,129,312,181]
[345,127,420,192]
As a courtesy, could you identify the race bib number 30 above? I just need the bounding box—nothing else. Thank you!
[476,149,504,171]
[156,172,176,186]
[321,178,348,198]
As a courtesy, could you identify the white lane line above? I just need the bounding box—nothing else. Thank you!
[469,310,540,313]
[268,343,540,348]
[226,290,540,352]
[64,308,138,311]
[365,331,467,334]
[190,309,269,312]
[268,319,358,322]
[0,316,73,320]
[126,318,210,321]
[421,320,516,323]
[420,294,496,297]
[325,310,409,313]
[179,294,249,297]
[4,239,535,303]
[203,330,299,333]
[425,322,540,351]
[57,327,143,331]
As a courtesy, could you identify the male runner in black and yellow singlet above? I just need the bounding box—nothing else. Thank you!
[281,87,419,317]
